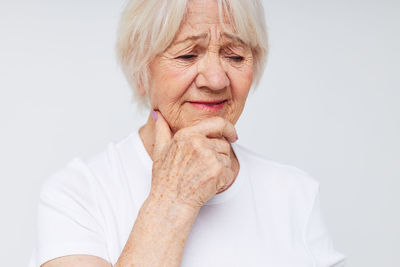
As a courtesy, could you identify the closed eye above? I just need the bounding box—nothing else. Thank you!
[229,56,244,62]
[177,54,197,60]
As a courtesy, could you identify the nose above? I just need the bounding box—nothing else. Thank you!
[195,52,230,91]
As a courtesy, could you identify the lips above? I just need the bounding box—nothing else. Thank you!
[188,99,227,112]
[189,99,227,105]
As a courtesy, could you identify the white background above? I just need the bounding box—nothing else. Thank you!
[1,0,399,266]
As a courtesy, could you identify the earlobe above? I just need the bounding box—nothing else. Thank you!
[136,81,147,96]
[135,72,149,96]
[138,86,146,96]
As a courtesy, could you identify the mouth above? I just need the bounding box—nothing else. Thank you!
[187,99,227,112]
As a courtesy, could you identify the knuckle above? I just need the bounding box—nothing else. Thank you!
[208,165,220,178]
[215,117,227,131]
[214,116,225,125]
[201,147,214,158]
[221,140,230,151]
[190,135,204,149]
[226,157,232,167]
[174,129,185,140]
[225,119,233,128]
[211,160,224,174]
[219,154,230,166]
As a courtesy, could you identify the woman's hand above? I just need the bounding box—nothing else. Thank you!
[149,110,238,212]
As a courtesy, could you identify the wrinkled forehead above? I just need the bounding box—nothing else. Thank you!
[173,0,244,45]
[184,0,233,25]
[172,31,246,49]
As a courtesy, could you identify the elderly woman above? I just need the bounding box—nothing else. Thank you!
[29,0,346,266]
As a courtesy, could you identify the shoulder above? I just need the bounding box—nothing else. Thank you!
[34,138,133,267]
[234,143,319,203]
[40,132,134,201]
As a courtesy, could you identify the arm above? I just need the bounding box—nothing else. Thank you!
[114,195,199,267]
[42,197,197,267]
[41,255,112,267]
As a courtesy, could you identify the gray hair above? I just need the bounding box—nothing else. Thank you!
[115,0,269,109]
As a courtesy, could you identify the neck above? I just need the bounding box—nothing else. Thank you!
[138,113,158,161]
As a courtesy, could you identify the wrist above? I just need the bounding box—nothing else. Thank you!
[143,193,199,229]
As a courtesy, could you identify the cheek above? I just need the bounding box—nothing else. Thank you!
[156,64,197,103]
[150,62,197,108]
[225,66,253,123]
[228,66,253,101]
[150,62,200,132]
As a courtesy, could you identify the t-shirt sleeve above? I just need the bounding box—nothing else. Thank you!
[34,158,110,266]
[304,185,347,267]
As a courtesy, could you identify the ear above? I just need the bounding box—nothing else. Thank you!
[136,77,147,96]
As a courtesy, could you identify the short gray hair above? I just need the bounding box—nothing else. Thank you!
[115,0,269,109]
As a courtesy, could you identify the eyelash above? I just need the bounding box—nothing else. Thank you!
[177,54,244,62]
[178,54,197,60]
[229,56,244,62]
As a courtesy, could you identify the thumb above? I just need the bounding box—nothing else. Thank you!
[152,110,172,160]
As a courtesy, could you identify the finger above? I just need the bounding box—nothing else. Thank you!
[207,138,231,156]
[216,167,234,193]
[185,117,238,143]
[152,110,172,160]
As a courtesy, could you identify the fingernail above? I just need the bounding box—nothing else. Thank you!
[151,110,158,121]
[235,135,239,142]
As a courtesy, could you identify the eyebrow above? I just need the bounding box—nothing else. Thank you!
[221,32,246,45]
[173,33,208,45]
[173,32,245,45]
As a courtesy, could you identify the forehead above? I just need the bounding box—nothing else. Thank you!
[184,0,231,26]
[173,0,241,44]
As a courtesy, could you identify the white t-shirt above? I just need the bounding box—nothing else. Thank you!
[28,127,346,267]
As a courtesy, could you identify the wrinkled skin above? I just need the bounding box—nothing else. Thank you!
[146,0,254,133]
[149,112,238,209]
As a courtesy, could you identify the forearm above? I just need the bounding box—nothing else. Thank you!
[114,196,199,267]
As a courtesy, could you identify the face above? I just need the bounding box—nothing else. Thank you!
[147,0,254,133]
